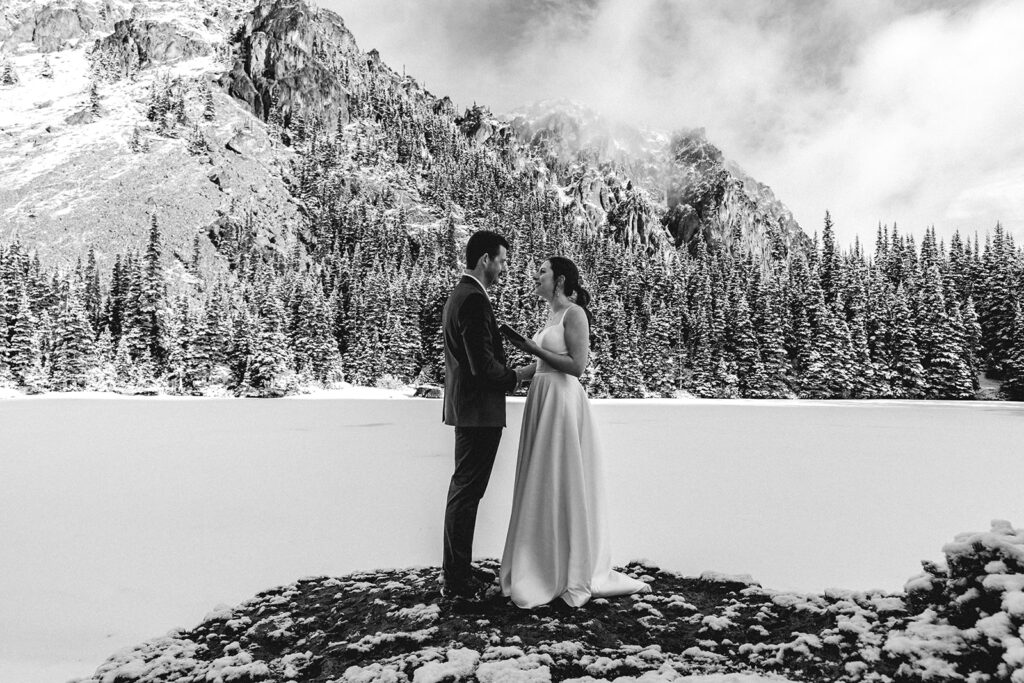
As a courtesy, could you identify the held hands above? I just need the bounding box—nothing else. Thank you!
[518,362,537,381]
[513,362,537,391]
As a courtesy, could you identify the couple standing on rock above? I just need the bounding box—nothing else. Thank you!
[440,230,650,609]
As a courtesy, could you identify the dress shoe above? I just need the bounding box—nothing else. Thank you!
[439,574,489,601]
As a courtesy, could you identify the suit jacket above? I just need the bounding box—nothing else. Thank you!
[442,275,518,427]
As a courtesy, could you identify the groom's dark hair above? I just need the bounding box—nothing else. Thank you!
[465,230,510,269]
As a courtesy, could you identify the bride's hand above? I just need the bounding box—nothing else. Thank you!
[519,339,542,356]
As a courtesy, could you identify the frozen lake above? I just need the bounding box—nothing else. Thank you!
[1,394,1022,682]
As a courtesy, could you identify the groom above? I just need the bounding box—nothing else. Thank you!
[440,230,527,600]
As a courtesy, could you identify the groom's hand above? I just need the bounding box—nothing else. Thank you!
[513,364,535,391]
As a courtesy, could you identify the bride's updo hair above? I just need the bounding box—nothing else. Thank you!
[548,256,594,329]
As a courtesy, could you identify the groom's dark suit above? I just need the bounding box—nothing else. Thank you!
[442,275,518,589]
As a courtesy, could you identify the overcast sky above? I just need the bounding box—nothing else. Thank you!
[325,0,1024,249]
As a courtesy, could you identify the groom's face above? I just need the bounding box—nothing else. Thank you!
[482,246,508,287]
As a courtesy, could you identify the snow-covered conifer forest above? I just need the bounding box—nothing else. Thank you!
[2,213,1023,400]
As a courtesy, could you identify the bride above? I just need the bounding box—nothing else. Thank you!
[500,256,651,608]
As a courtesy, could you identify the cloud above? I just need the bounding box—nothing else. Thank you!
[325,0,1024,249]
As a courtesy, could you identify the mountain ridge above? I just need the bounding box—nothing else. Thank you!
[1,0,810,271]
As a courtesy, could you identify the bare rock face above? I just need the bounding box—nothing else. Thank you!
[494,102,808,261]
[2,2,96,53]
[132,19,210,63]
[662,129,809,262]
[497,101,678,251]
[456,105,496,145]
[225,128,266,157]
[32,5,93,51]
[90,18,212,79]
[221,0,354,133]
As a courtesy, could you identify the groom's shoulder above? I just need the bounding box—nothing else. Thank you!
[446,280,488,313]
[450,278,479,301]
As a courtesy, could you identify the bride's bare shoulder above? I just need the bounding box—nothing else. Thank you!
[565,304,586,319]
[563,304,590,329]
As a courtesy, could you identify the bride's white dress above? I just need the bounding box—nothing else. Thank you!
[500,306,651,608]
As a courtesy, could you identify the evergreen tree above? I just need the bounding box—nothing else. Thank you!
[977,223,1017,377]
[121,252,150,362]
[752,273,789,397]
[128,125,148,153]
[640,295,677,396]
[864,276,894,397]
[1,58,19,86]
[142,214,166,364]
[88,328,117,391]
[730,288,762,396]
[247,278,291,393]
[846,282,875,397]
[948,300,978,392]
[293,277,340,382]
[203,81,216,121]
[187,123,206,155]
[604,289,644,397]
[106,253,126,340]
[800,280,852,398]
[50,284,96,389]
[785,255,813,375]
[1002,304,1024,400]
[888,285,924,398]
[89,79,102,117]
[227,307,256,390]
[7,289,40,384]
[819,211,841,302]
[83,247,102,336]
[183,285,230,389]
[688,300,716,396]
[916,266,973,399]
[961,296,983,389]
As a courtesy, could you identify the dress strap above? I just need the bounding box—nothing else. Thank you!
[556,305,572,325]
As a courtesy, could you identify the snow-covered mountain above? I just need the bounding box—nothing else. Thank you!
[496,99,809,260]
[0,0,300,271]
[1,0,810,271]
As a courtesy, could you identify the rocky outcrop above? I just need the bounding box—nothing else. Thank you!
[90,18,212,79]
[663,129,809,261]
[496,103,810,262]
[32,5,93,51]
[221,0,354,134]
[2,2,96,53]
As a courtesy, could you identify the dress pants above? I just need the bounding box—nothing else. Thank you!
[442,426,503,586]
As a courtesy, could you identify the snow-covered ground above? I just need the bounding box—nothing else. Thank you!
[1,393,1022,682]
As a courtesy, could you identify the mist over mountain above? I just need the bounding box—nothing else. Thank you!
[0,0,808,271]
[333,0,1024,249]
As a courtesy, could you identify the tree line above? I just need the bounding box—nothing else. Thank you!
[1,206,1023,399]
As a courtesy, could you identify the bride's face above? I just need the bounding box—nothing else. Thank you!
[533,261,557,301]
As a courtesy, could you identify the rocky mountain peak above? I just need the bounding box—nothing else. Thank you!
[489,101,808,260]
[1,0,810,274]
[222,0,356,129]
